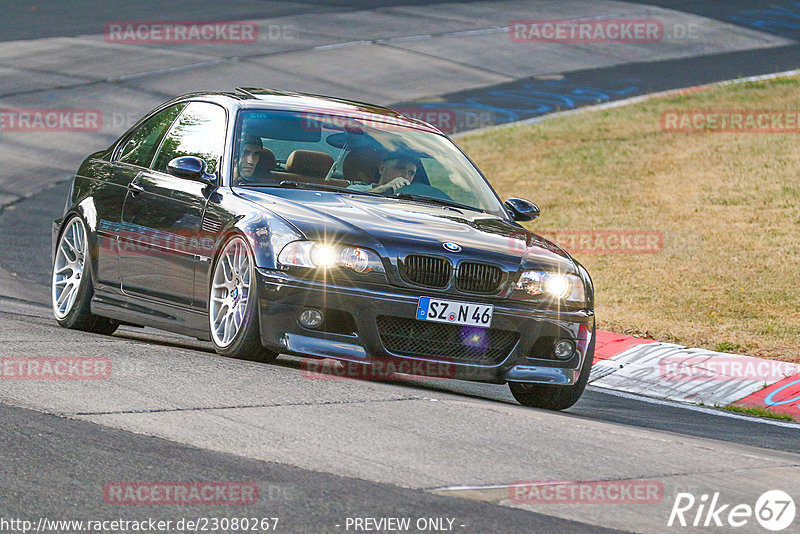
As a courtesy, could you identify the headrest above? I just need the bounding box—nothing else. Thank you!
[258,148,276,170]
[247,147,276,182]
[286,150,334,177]
[343,147,384,183]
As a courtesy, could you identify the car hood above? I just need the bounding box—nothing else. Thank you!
[234,188,576,273]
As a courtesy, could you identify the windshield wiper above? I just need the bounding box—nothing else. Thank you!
[242,182,481,210]
[254,180,380,196]
[394,193,482,213]
[277,180,348,192]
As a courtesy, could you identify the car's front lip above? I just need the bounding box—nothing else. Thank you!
[255,268,593,385]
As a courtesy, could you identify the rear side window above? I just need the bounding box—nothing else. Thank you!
[152,102,227,175]
[117,104,185,168]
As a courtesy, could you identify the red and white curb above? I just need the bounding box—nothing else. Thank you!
[452,68,800,422]
[590,330,800,421]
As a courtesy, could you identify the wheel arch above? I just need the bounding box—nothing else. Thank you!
[211,211,303,273]
[55,199,101,287]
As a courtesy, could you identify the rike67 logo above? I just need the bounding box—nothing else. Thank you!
[668,490,795,531]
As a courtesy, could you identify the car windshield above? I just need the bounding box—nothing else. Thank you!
[231,109,507,217]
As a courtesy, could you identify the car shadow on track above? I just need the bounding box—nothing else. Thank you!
[113,326,525,406]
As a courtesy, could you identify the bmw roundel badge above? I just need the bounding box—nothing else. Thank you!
[443,242,462,253]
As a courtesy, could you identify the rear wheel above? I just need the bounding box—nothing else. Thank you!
[209,235,278,363]
[508,326,595,410]
[51,216,118,335]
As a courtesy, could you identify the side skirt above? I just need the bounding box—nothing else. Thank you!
[91,290,210,340]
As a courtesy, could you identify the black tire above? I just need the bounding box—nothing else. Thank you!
[52,216,119,335]
[208,235,278,363]
[508,326,595,410]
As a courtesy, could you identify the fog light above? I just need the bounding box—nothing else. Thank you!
[553,339,575,360]
[298,308,324,329]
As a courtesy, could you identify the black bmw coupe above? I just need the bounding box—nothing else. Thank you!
[52,88,595,410]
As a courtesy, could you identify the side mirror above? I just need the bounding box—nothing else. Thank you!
[167,156,215,184]
[504,198,540,221]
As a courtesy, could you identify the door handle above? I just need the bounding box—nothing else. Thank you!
[128,181,145,195]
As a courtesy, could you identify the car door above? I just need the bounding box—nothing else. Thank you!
[119,101,227,307]
[93,103,185,290]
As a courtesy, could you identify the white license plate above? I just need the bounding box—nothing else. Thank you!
[416,297,493,327]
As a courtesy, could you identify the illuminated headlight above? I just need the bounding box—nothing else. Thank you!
[516,270,585,303]
[311,245,336,268]
[545,275,571,299]
[278,241,383,274]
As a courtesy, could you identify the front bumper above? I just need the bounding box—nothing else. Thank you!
[256,268,594,385]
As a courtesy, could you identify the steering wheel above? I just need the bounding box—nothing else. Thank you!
[392,182,453,201]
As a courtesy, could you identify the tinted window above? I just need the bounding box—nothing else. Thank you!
[117,104,185,168]
[234,109,506,217]
[152,102,227,175]
[422,158,480,207]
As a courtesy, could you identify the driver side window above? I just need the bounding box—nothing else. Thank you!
[152,102,227,175]
[117,104,185,168]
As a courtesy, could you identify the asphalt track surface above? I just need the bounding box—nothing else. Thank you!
[1,2,799,533]
[1,1,473,43]
[3,402,613,533]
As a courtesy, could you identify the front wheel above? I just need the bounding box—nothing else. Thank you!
[51,216,118,335]
[209,235,278,363]
[508,326,595,410]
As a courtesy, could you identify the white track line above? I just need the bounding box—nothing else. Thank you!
[431,476,666,492]
[588,386,800,429]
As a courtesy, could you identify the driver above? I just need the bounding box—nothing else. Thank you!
[233,134,262,183]
[347,153,416,194]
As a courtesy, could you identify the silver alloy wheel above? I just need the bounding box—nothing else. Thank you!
[210,236,252,348]
[52,217,87,320]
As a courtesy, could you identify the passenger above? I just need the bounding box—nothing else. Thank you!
[347,153,417,194]
[233,134,262,183]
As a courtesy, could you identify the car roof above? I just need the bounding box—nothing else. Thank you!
[178,87,444,135]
